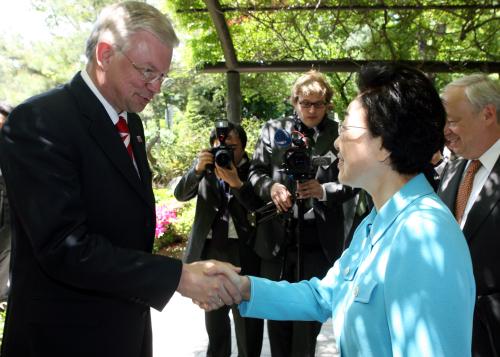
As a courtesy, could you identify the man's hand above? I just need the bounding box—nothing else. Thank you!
[215,163,243,189]
[177,260,242,310]
[193,262,252,311]
[194,150,214,175]
[296,179,323,199]
[270,183,293,212]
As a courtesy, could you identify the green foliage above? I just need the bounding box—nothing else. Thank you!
[0,0,116,105]
[170,0,498,65]
[146,71,277,185]
[167,0,498,118]
[168,199,196,246]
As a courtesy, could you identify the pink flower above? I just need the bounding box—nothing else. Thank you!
[155,204,177,239]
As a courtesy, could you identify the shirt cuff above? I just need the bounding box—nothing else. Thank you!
[319,183,327,201]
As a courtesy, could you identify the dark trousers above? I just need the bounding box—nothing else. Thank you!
[202,239,264,357]
[205,304,264,357]
[261,236,331,357]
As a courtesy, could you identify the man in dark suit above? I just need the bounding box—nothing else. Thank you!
[438,74,500,357]
[249,70,354,356]
[0,2,240,357]
[174,122,263,357]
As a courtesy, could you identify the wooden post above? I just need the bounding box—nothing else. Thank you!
[227,71,241,124]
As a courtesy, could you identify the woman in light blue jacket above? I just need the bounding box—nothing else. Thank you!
[208,63,475,357]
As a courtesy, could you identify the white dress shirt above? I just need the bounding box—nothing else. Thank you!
[81,70,139,174]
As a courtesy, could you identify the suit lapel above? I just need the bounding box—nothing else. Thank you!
[67,73,154,208]
[437,158,467,211]
[127,115,151,181]
[463,157,500,241]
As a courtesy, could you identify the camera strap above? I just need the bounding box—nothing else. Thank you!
[210,179,231,247]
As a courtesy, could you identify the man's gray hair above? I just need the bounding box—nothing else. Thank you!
[85,1,179,61]
[444,73,500,121]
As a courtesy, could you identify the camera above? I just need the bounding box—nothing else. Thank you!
[281,131,332,181]
[282,131,315,181]
[210,120,234,169]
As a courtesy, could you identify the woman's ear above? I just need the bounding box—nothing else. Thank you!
[377,142,391,164]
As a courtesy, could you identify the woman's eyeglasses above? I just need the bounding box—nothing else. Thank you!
[338,124,368,137]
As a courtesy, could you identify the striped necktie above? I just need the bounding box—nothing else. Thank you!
[116,116,134,161]
[454,159,481,224]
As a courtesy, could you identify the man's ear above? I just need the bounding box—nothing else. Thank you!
[482,104,497,127]
[95,42,115,71]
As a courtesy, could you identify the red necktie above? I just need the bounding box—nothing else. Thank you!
[116,116,134,161]
[454,159,481,224]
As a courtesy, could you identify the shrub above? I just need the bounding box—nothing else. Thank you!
[154,203,178,252]
[153,188,195,254]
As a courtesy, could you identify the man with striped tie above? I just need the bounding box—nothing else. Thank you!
[438,74,500,357]
[0,2,240,357]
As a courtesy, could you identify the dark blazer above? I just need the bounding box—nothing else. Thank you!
[0,173,11,301]
[249,116,354,262]
[438,156,500,357]
[0,73,182,357]
[174,157,262,275]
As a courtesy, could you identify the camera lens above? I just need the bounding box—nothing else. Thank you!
[215,149,233,168]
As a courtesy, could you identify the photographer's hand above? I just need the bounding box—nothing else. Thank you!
[215,164,243,189]
[270,183,293,212]
[296,179,323,199]
[195,150,214,175]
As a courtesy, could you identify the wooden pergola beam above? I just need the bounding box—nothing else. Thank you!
[179,4,500,13]
[200,60,500,74]
[204,0,238,70]
[203,0,241,123]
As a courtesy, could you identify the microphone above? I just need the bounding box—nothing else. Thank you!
[274,129,292,149]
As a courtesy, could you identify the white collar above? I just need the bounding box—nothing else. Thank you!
[476,138,500,172]
[80,69,127,124]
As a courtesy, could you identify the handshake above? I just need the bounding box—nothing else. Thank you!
[176,260,251,311]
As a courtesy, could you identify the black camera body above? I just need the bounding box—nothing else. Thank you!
[282,131,331,181]
[210,120,234,169]
[283,147,313,181]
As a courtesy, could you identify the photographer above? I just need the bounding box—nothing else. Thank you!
[174,122,263,357]
[249,70,355,356]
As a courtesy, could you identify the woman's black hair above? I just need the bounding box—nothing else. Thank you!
[357,63,445,179]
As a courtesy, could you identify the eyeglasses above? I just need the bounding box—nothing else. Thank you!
[338,124,368,137]
[298,100,326,109]
[118,48,167,85]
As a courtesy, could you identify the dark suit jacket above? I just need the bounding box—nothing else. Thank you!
[438,156,500,357]
[249,116,354,263]
[0,73,182,357]
[174,157,262,275]
[0,173,11,300]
